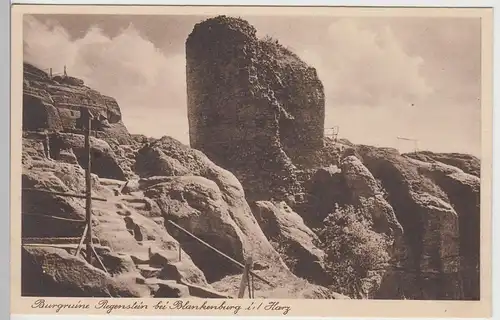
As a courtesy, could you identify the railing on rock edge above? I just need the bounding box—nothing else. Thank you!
[21,107,273,298]
[21,106,110,277]
[167,220,275,299]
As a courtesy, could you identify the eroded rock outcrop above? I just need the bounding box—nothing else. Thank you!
[186,16,325,202]
[21,62,341,299]
[21,152,214,297]
[406,151,480,177]
[23,63,131,144]
[250,201,330,285]
[134,137,290,282]
[355,146,478,300]
[21,129,336,298]
[22,246,150,297]
[407,156,481,300]
[341,156,404,238]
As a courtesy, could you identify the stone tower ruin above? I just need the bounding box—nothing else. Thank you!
[186,16,325,201]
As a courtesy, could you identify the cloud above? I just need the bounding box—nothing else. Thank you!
[299,18,433,108]
[327,102,481,156]
[23,15,189,144]
[23,15,480,156]
[292,18,480,156]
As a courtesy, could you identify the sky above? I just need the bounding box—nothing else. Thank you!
[23,14,482,156]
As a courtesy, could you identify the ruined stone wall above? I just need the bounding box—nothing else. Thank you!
[186,16,325,201]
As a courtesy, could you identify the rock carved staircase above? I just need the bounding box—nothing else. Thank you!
[92,178,233,299]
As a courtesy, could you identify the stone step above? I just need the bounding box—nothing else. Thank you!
[145,278,190,298]
[178,279,233,299]
[137,240,157,247]
[149,250,181,267]
[123,201,147,210]
[120,194,148,204]
[129,251,151,265]
[136,264,163,278]
[98,178,127,187]
[151,217,165,225]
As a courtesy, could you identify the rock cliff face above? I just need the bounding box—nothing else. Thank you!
[250,201,330,285]
[21,64,343,298]
[353,146,480,299]
[23,63,131,144]
[186,16,325,202]
[406,151,480,177]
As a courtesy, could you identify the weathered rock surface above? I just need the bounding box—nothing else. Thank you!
[406,151,480,177]
[20,153,212,297]
[250,201,329,285]
[407,157,481,300]
[341,156,404,238]
[23,63,130,144]
[22,246,150,297]
[211,272,349,299]
[135,146,190,178]
[150,279,191,298]
[336,155,406,298]
[186,16,324,202]
[50,133,126,180]
[21,160,97,238]
[136,137,289,282]
[355,146,478,300]
[303,165,349,227]
[21,132,334,298]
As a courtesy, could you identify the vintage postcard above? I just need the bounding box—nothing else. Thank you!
[10,4,493,318]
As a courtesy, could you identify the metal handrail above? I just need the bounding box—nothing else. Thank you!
[167,220,274,287]
[22,213,86,223]
[22,188,107,202]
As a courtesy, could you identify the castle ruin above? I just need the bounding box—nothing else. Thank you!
[186,16,325,201]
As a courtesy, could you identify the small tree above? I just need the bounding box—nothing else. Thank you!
[315,204,391,298]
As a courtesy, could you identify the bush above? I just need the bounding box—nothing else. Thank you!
[269,234,299,272]
[315,204,391,298]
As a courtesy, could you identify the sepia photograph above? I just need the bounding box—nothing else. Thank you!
[10,4,493,318]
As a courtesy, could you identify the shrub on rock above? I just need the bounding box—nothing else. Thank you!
[315,205,391,298]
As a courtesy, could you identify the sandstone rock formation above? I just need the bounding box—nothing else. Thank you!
[406,151,480,177]
[23,63,130,144]
[22,246,150,297]
[355,146,479,299]
[133,137,290,280]
[407,155,481,300]
[340,156,404,238]
[186,16,325,202]
[250,201,330,285]
[21,130,342,298]
[21,21,482,301]
[21,62,339,298]
[21,152,213,293]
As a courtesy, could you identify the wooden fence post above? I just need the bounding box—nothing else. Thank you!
[238,257,253,298]
[84,108,93,264]
[44,130,51,159]
[246,257,254,298]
